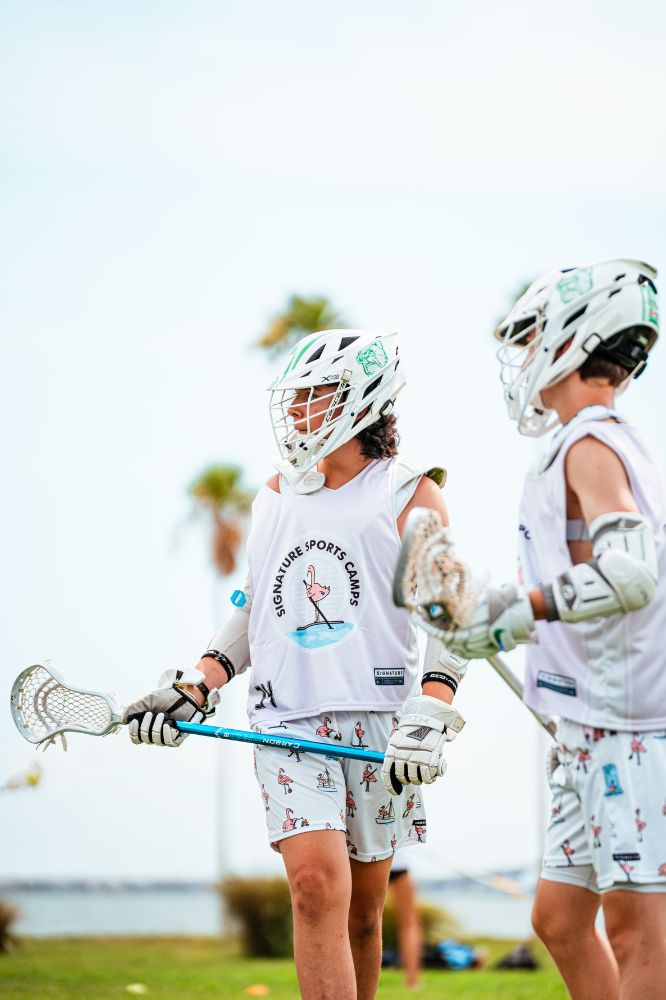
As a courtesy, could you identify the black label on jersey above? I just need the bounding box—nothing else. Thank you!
[374,667,405,686]
[537,670,577,696]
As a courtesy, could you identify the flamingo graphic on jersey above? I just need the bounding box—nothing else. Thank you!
[261,784,270,811]
[410,820,426,842]
[635,808,647,843]
[658,863,666,877]
[402,793,415,819]
[315,716,342,741]
[354,721,368,748]
[591,816,602,847]
[282,808,300,832]
[576,749,591,773]
[297,565,340,631]
[360,764,378,792]
[618,860,634,882]
[346,790,357,817]
[629,733,647,765]
[277,768,294,795]
[561,839,575,866]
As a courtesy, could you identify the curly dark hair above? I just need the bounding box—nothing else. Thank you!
[356,413,400,460]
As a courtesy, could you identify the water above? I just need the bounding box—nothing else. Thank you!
[288,621,354,649]
[4,884,534,939]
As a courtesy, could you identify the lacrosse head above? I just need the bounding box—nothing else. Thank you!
[10,663,123,746]
[393,508,477,638]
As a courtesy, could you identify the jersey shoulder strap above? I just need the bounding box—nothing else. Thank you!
[538,405,626,474]
[392,456,447,516]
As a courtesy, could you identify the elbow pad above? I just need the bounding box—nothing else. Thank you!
[547,513,658,624]
[206,581,252,678]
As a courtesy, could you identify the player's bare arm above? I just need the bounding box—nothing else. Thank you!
[398,473,449,538]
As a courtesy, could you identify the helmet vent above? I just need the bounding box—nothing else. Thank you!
[563,305,588,329]
[339,336,359,350]
[638,273,657,293]
[608,289,621,299]
[363,375,383,399]
[614,273,626,282]
[307,345,326,363]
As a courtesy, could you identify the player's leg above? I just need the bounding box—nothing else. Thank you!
[388,868,422,989]
[253,716,353,999]
[532,877,619,999]
[602,890,666,1000]
[348,855,392,1000]
[280,830,356,1000]
[534,741,619,998]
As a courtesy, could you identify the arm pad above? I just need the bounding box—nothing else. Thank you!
[547,512,658,624]
[206,580,252,678]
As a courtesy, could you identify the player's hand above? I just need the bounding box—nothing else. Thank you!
[439,583,535,659]
[381,695,465,795]
[123,681,206,748]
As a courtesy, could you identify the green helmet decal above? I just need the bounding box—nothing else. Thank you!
[556,267,593,304]
[641,281,659,328]
[355,340,388,376]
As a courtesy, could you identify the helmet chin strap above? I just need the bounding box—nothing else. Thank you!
[273,459,326,495]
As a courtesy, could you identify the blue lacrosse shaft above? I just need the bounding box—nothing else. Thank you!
[175,721,384,763]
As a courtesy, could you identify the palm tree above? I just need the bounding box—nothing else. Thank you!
[257,293,347,355]
[189,465,255,576]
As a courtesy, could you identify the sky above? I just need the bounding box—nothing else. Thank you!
[2,0,666,885]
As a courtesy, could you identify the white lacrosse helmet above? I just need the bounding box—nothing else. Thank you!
[495,259,659,436]
[269,329,405,488]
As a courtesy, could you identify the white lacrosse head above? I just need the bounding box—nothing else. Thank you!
[10,663,123,746]
[495,259,659,436]
[268,329,405,481]
[393,508,478,637]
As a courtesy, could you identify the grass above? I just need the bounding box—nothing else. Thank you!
[0,936,567,999]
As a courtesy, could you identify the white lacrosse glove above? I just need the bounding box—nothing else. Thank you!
[439,583,535,659]
[381,695,465,795]
[123,669,218,748]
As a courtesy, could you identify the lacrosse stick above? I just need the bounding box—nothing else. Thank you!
[394,508,556,739]
[10,663,384,764]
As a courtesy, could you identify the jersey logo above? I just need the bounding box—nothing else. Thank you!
[374,667,405,686]
[255,681,277,710]
[536,670,577,696]
[270,534,362,651]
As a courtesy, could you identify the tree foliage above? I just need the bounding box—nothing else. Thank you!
[257,294,347,354]
[189,465,255,577]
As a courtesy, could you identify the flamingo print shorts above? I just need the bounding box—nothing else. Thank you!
[253,711,428,861]
[542,720,666,893]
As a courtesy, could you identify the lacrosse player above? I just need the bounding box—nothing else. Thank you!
[388,260,664,1000]
[124,329,465,1000]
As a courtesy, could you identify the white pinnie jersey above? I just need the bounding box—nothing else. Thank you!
[246,458,423,725]
[519,406,666,731]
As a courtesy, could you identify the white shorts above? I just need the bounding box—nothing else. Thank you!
[542,720,666,893]
[253,711,427,862]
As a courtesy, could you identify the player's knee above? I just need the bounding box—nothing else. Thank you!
[290,864,348,921]
[604,911,643,967]
[531,898,570,947]
[348,900,383,942]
